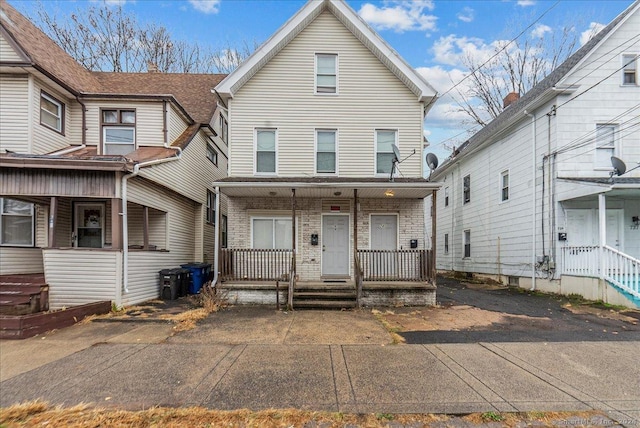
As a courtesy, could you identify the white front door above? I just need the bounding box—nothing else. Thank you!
[605,210,623,251]
[322,215,349,277]
[566,210,595,246]
[75,203,105,248]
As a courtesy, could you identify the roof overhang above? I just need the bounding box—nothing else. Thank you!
[214,0,437,104]
[557,177,640,201]
[214,177,441,199]
[0,155,133,172]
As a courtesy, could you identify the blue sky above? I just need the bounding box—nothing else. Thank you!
[10,0,634,162]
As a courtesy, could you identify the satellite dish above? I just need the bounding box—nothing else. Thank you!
[611,156,626,176]
[391,144,401,162]
[426,153,439,171]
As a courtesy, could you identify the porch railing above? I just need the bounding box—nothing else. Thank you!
[357,249,431,282]
[220,248,293,281]
[561,245,640,299]
[603,245,640,299]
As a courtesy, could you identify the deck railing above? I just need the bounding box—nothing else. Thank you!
[561,245,600,277]
[357,249,430,282]
[603,245,640,299]
[220,248,293,281]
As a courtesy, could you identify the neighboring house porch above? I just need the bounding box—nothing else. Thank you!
[214,177,439,309]
[558,178,640,307]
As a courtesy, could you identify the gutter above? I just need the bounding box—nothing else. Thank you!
[121,151,181,296]
[524,109,537,291]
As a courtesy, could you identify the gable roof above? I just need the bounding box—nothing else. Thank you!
[433,0,640,176]
[215,0,437,104]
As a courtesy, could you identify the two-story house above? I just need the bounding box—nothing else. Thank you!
[0,0,228,310]
[428,0,640,308]
[212,0,440,308]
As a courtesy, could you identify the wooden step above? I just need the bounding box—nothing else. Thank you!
[293,291,356,299]
[293,299,356,309]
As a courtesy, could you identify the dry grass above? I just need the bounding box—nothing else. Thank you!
[0,402,612,427]
[371,309,406,344]
[158,286,228,332]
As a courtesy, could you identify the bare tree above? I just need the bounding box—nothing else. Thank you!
[451,23,580,127]
[32,2,256,74]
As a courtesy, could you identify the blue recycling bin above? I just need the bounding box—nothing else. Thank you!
[181,263,207,294]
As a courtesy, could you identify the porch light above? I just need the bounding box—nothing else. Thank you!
[384,189,394,197]
[268,191,277,196]
[334,191,342,196]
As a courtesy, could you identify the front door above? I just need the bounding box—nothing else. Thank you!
[75,203,104,248]
[322,215,349,277]
[605,210,623,251]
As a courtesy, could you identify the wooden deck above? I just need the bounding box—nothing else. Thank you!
[0,274,49,315]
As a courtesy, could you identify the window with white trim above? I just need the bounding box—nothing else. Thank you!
[256,128,276,174]
[219,114,228,143]
[207,143,218,166]
[102,109,135,155]
[444,187,449,207]
[444,233,449,254]
[316,129,336,174]
[500,170,509,202]
[463,174,471,204]
[463,229,471,258]
[0,198,34,247]
[375,129,397,174]
[622,54,638,85]
[316,53,337,94]
[40,92,64,133]
[594,124,616,169]
[221,215,228,248]
[206,190,216,225]
[252,217,293,249]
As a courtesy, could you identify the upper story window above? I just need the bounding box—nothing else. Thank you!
[463,174,471,204]
[255,128,277,174]
[102,109,136,155]
[316,129,337,174]
[40,92,64,134]
[375,129,397,175]
[219,114,228,143]
[622,54,638,85]
[0,198,34,247]
[316,54,337,94]
[444,187,449,207]
[500,170,509,202]
[595,124,616,169]
[206,190,216,225]
[207,143,218,166]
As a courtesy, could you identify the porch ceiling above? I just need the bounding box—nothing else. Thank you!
[558,177,640,201]
[214,177,441,199]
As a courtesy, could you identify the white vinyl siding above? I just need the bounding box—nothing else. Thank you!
[316,129,337,174]
[255,128,277,174]
[0,74,29,153]
[0,247,44,275]
[375,129,397,175]
[229,10,423,178]
[594,124,616,169]
[0,33,24,62]
[315,53,337,94]
[168,104,188,143]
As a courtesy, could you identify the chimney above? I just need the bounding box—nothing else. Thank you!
[503,92,520,109]
[147,62,159,73]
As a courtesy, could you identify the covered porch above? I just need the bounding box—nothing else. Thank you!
[214,177,440,309]
[558,178,640,307]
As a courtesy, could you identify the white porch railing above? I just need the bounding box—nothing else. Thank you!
[602,245,640,299]
[561,245,640,299]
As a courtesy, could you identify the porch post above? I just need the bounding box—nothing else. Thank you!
[48,197,58,248]
[353,188,361,307]
[598,193,606,280]
[142,206,149,250]
[111,198,122,250]
[430,189,437,285]
[288,188,296,310]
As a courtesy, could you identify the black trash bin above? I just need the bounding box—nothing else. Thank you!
[159,268,180,300]
[177,268,191,297]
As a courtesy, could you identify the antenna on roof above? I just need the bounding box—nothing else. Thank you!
[389,144,416,182]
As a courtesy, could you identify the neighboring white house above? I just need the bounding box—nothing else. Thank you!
[428,0,640,308]
[213,0,441,308]
[0,0,228,309]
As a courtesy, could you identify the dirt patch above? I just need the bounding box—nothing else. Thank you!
[562,304,639,324]
[377,306,554,333]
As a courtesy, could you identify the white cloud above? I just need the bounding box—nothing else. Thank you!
[90,0,131,5]
[456,7,474,23]
[189,0,221,14]
[431,34,503,67]
[580,22,605,45]
[517,0,536,6]
[531,24,552,39]
[358,0,437,33]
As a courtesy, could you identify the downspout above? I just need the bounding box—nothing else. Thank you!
[525,110,537,290]
[163,100,169,147]
[121,152,182,295]
[212,185,221,286]
[52,97,87,156]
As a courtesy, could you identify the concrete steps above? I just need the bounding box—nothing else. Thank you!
[293,282,356,309]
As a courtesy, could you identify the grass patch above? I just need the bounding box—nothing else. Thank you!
[371,309,406,344]
[160,286,228,331]
[0,402,613,427]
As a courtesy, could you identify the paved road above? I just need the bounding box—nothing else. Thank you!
[401,276,640,344]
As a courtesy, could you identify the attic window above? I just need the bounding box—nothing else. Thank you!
[622,54,638,85]
[40,92,64,134]
[316,54,337,94]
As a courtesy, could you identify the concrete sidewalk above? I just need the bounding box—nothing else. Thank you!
[1,319,638,424]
